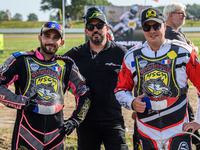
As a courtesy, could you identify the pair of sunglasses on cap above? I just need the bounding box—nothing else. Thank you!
[142,23,161,32]
[42,22,63,30]
[41,21,63,38]
[86,22,106,31]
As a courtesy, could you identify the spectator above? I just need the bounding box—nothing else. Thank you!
[164,2,199,55]
[164,3,200,148]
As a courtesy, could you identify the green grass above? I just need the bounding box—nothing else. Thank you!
[0,35,85,65]
[0,21,48,28]
[183,20,200,27]
[0,34,199,67]
[0,21,85,28]
[187,37,200,49]
[0,19,199,29]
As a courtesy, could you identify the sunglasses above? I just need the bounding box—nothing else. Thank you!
[86,23,105,31]
[142,23,161,32]
[42,22,63,30]
[172,12,185,15]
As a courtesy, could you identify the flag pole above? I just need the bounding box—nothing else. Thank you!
[62,0,65,48]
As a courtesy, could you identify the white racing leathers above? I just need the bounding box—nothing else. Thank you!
[115,39,200,149]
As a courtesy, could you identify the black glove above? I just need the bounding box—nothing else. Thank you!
[24,93,37,112]
[63,118,79,136]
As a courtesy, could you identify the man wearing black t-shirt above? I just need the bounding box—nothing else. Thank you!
[64,7,128,150]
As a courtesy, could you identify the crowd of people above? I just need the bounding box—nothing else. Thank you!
[0,1,200,150]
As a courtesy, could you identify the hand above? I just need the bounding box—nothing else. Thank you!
[63,118,79,136]
[182,122,200,133]
[188,41,195,48]
[24,93,37,112]
[188,41,199,55]
[132,93,146,113]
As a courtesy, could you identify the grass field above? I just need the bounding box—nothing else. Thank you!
[0,19,199,28]
[0,33,199,65]
[0,21,85,28]
[0,35,85,65]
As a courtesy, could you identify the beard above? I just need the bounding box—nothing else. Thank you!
[173,19,185,28]
[40,42,58,55]
[182,19,185,25]
[89,31,105,45]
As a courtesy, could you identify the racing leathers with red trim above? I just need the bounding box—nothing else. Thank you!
[114,39,200,149]
[0,48,91,150]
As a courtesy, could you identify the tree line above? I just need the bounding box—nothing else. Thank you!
[0,10,38,21]
[158,4,200,20]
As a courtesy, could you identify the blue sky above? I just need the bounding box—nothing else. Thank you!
[1,0,200,21]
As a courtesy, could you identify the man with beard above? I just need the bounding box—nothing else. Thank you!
[64,7,128,150]
[0,21,92,149]
[163,2,200,148]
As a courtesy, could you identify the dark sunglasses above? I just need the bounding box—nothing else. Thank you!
[142,23,161,32]
[86,23,105,31]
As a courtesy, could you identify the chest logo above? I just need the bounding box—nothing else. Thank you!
[143,70,171,97]
[36,76,58,100]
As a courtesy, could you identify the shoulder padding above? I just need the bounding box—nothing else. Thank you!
[128,45,143,52]
[12,50,35,58]
[56,55,74,64]
[125,45,143,58]
[171,40,193,52]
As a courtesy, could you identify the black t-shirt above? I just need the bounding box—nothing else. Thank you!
[64,40,127,121]
[165,25,190,44]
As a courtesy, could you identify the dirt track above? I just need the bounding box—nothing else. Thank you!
[0,86,198,149]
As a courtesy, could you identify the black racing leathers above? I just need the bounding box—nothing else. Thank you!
[0,48,91,150]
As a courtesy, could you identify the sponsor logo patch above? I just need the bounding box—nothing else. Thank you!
[139,60,148,68]
[0,63,9,73]
[30,64,39,71]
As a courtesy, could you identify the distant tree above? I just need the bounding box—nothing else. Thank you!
[40,0,112,20]
[50,14,56,21]
[12,13,23,21]
[157,4,200,19]
[27,13,38,21]
[186,4,200,19]
[0,10,9,21]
